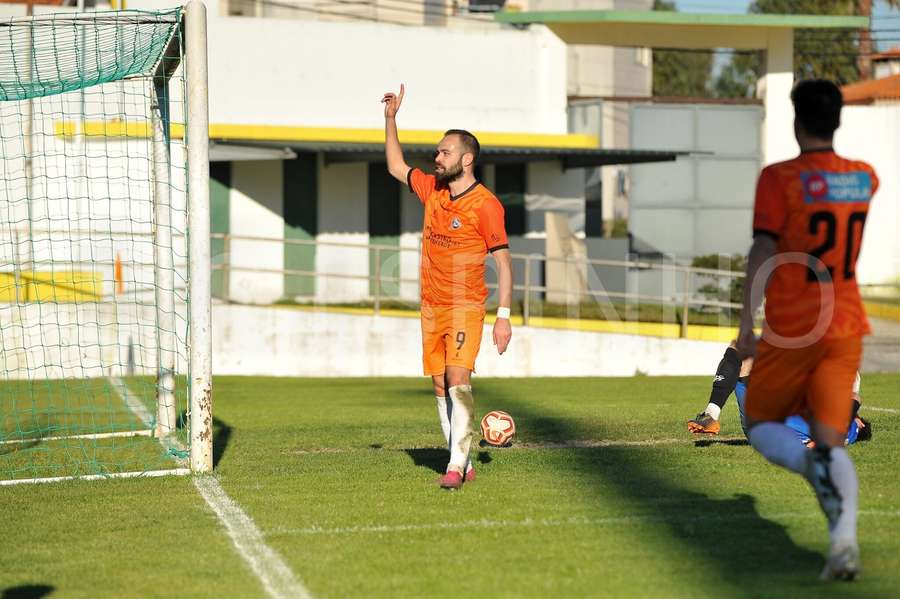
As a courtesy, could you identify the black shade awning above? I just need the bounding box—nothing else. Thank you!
[210,140,685,169]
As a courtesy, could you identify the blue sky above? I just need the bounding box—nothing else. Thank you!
[673,0,900,51]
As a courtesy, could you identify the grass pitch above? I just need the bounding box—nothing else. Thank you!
[1,374,899,598]
[0,376,187,480]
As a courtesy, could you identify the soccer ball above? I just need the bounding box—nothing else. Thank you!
[480,410,516,447]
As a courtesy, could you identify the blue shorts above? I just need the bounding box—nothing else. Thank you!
[735,380,859,445]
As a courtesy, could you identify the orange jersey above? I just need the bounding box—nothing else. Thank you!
[753,150,878,343]
[408,168,509,307]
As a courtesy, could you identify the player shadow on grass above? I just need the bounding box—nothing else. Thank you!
[2,585,55,599]
[211,417,232,468]
[403,448,491,475]
[0,440,40,455]
[694,438,750,447]
[0,414,61,455]
[176,410,232,467]
[492,402,829,592]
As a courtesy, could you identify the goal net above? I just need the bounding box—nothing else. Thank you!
[0,2,211,484]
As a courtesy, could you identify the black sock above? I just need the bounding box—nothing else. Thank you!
[708,347,741,409]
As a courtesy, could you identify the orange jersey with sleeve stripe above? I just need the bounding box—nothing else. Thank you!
[753,150,878,343]
[408,168,509,307]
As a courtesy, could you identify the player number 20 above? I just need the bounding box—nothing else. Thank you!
[807,211,867,282]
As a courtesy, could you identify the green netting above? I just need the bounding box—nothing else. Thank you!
[0,10,181,102]
[0,8,191,483]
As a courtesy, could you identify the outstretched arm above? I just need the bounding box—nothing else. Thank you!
[382,84,411,183]
[492,249,513,355]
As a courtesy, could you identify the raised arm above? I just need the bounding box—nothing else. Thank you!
[382,84,411,183]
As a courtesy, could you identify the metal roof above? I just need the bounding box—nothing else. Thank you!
[210,140,685,168]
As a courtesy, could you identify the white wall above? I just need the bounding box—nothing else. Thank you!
[526,161,586,233]
[398,233,422,302]
[316,162,369,302]
[0,75,189,303]
[205,17,568,134]
[0,302,187,380]
[835,105,900,285]
[213,304,728,377]
[229,160,285,303]
[630,104,761,259]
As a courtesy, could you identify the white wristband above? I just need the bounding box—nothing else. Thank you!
[496,307,511,320]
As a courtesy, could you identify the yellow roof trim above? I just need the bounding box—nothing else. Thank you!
[211,125,599,149]
[55,121,599,150]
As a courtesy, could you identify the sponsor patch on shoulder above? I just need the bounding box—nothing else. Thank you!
[802,171,872,204]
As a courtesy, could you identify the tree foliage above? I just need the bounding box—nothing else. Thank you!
[691,254,747,310]
[651,0,899,99]
[651,0,714,97]
[714,0,867,98]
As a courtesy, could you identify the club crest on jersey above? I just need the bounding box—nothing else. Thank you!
[450,217,462,230]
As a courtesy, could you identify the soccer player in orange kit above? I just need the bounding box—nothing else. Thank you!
[735,79,878,581]
[381,84,513,490]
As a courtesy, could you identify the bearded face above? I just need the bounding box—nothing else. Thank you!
[434,155,464,185]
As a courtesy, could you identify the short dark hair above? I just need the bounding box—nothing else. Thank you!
[791,79,843,139]
[444,129,480,164]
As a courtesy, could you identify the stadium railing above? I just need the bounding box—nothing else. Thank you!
[5,231,896,339]
[209,232,745,338]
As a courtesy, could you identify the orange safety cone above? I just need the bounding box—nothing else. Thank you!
[114,251,124,296]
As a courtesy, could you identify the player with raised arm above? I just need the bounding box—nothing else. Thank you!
[735,80,878,581]
[381,84,513,490]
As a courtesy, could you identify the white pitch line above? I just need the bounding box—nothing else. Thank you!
[272,510,900,538]
[0,468,191,486]
[193,475,312,599]
[866,406,900,414]
[108,377,312,599]
[108,376,156,429]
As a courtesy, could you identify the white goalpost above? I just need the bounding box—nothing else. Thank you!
[0,1,211,483]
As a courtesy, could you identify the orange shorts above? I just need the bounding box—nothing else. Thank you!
[421,305,485,376]
[745,336,862,435]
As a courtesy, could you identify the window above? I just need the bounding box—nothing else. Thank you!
[494,163,526,236]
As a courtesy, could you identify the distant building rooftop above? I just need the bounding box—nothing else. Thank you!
[873,46,900,62]
[842,73,900,105]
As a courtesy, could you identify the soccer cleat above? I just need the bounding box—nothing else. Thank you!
[820,544,860,582]
[439,470,463,490]
[464,467,476,483]
[687,412,720,435]
[804,448,843,531]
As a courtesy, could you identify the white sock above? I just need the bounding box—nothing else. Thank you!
[447,385,475,473]
[748,421,807,474]
[704,403,722,420]
[437,394,472,473]
[828,447,859,547]
[435,396,451,447]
